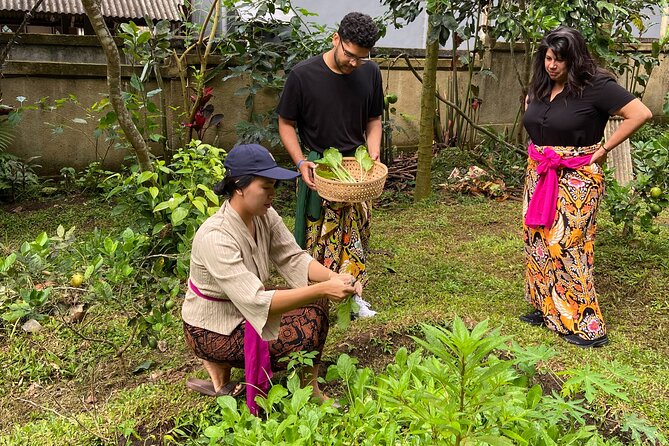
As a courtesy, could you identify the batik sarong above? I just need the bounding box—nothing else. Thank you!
[294,151,371,286]
[523,143,607,340]
[306,200,371,286]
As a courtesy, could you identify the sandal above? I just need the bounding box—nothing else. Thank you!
[562,334,609,348]
[186,378,245,397]
[519,310,544,326]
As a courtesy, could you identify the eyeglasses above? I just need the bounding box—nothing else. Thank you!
[339,41,371,64]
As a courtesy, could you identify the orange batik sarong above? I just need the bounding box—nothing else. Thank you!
[523,144,607,340]
[305,200,371,286]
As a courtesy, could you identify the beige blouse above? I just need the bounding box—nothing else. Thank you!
[181,200,313,340]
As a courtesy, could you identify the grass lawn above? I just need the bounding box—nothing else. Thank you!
[0,189,667,444]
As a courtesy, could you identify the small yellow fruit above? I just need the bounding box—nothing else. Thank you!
[70,273,84,287]
[650,187,662,199]
[165,299,175,310]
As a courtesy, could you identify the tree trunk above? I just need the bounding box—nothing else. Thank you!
[81,0,153,172]
[414,23,439,201]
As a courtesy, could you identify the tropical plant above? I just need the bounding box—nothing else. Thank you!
[179,317,665,445]
[218,0,331,145]
[103,139,226,274]
[605,129,669,236]
[118,19,174,154]
[0,110,14,151]
[0,152,41,202]
[183,86,224,142]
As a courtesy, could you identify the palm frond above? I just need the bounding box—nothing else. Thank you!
[0,117,14,151]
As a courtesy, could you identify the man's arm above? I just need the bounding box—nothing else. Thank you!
[278,116,317,189]
[366,116,382,161]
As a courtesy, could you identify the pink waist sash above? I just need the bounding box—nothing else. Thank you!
[524,142,594,228]
[188,279,271,416]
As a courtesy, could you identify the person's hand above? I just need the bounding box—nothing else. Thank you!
[589,144,609,165]
[299,160,317,190]
[321,276,356,303]
[329,273,363,296]
[330,273,354,284]
[369,150,380,162]
[353,280,363,296]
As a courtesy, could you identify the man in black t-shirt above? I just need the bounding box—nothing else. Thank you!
[277,12,383,318]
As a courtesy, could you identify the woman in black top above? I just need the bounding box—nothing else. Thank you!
[520,27,651,347]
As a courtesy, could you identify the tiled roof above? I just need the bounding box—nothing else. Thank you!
[0,0,185,21]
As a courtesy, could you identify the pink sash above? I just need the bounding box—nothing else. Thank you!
[525,142,594,228]
[188,279,272,416]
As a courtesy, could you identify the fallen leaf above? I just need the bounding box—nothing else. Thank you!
[157,340,168,352]
[85,393,98,404]
[22,319,43,333]
[35,281,56,290]
[132,360,154,375]
[67,304,86,323]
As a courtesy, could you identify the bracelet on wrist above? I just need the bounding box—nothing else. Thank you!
[297,159,306,170]
[601,144,612,153]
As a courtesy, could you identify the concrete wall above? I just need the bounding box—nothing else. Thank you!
[1,34,667,173]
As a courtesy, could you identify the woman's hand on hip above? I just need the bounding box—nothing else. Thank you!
[589,145,609,165]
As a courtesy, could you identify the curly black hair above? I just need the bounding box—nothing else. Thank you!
[337,12,380,49]
[528,26,612,101]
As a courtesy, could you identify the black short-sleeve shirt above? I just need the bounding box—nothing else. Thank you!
[277,54,383,154]
[523,73,635,147]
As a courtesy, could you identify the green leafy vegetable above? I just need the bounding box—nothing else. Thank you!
[315,146,376,183]
[354,145,375,181]
[314,148,355,183]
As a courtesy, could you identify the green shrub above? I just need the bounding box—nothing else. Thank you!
[605,130,669,236]
[0,152,41,202]
[179,317,664,445]
[103,139,226,275]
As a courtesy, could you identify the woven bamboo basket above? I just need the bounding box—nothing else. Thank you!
[314,158,388,203]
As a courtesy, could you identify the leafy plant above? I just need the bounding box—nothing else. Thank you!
[218,0,331,145]
[1,288,51,323]
[183,86,224,141]
[0,152,41,202]
[315,146,374,183]
[177,317,657,445]
[103,139,226,275]
[604,129,669,236]
[314,149,355,183]
[0,106,15,151]
[354,146,375,181]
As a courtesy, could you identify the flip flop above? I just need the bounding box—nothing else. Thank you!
[186,378,245,397]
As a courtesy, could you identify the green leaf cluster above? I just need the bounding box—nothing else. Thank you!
[604,129,669,236]
[180,317,662,445]
[315,146,374,184]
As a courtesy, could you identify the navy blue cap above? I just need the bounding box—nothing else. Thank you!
[224,144,300,180]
